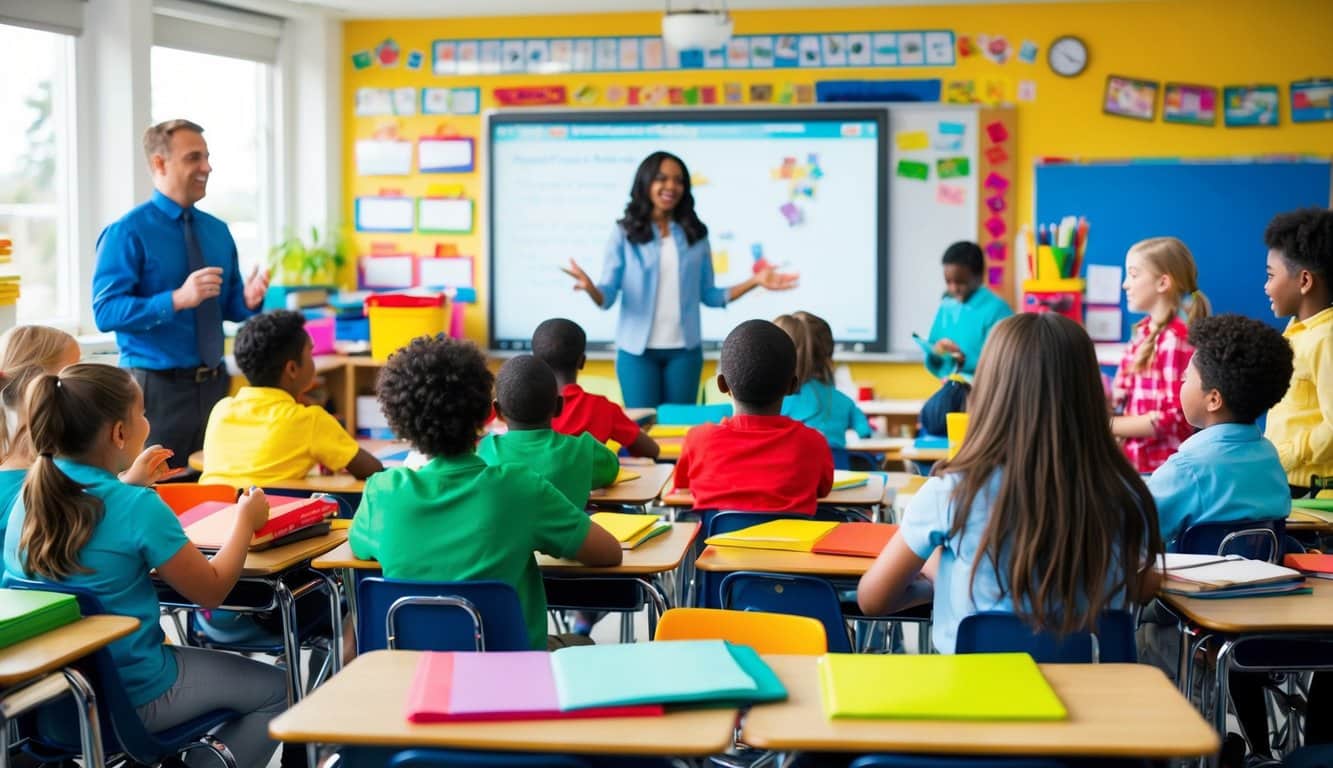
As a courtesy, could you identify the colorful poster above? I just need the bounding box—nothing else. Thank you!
[773,35,799,67]
[431,41,456,75]
[640,38,664,70]
[1222,85,1279,127]
[571,39,594,71]
[1104,75,1159,121]
[501,40,526,72]
[727,38,750,68]
[1163,83,1218,126]
[1291,79,1333,123]
[821,34,848,66]
[525,39,551,71]
[456,41,479,75]
[872,33,898,65]
[549,39,572,71]
[618,38,640,70]
[898,33,925,65]
[595,38,619,70]
[479,40,502,74]
[704,47,726,69]
[750,36,775,68]
[924,32,953,65]
[797,35,821,67]
[846,33,872,66]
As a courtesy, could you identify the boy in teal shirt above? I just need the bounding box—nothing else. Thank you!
[349,337,622,651]
[925,241,1013,379]
[477,355,620,508]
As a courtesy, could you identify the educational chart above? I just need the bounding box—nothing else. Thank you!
[489,109,887,352]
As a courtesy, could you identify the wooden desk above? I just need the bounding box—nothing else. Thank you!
[316,354,385,436]
[235,530,349,578]
[269,650,739,756]
[901,444,949,462]
[588,463,675,508]
[662,474,888,509]
[741,656,1218,760]
[694,546,875,578]
[857,399,924,437]
[845,436,912,454]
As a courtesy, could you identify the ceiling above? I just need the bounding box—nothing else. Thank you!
[285,0,1091,19]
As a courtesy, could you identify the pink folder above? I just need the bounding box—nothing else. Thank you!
[405,651,663,723]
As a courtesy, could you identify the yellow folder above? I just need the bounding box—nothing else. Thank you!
[817,653,1067,721]
[590,512,659,542]
[613,468,641,485]
[704,519,838,552]
[648,425,690,438]
[831,470,870,491]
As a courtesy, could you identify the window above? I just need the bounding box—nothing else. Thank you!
[151,46,275,276]
[0,24,77,326]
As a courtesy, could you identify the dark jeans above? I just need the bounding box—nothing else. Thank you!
[131,366,230,470]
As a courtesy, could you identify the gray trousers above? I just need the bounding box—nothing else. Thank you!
[136,646,288,768]
[130,367,230,470]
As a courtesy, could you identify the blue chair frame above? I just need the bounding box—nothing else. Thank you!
[955,611,1138,663]
[1177,519,1285,562]
[355,577,530,653]
[719,570,853,653]
[691,511,807,609]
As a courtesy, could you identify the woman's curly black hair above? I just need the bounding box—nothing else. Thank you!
[376,336,493,457]
[1187,314,1293,425]
[618,151,708,246]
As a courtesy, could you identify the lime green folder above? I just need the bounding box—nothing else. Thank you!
[0,589,81,649]
[551,639,760,710]
[817,652,1067,721]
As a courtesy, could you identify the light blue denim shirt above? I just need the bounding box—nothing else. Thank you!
[596,222,729,355]
[1148,422,1290,549]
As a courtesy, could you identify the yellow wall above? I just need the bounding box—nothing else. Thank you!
[343,0,1332,400]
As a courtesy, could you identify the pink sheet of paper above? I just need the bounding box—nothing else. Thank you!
[176,496,303,528]
[935,183,966,206]
[984,172,1010,193]
[984,216,1007,239]
[986,241,1008,261]
[986,121,1009,143]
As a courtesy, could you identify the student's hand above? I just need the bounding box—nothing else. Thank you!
[756,266,799,291]
[243,266,270,310]
[120,445,184,486]
[238,487,270,533]
[933,338,964,363]
[172,267,224,311]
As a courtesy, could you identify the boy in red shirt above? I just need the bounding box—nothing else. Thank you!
[532,318,660,459]
[673,319,834,514]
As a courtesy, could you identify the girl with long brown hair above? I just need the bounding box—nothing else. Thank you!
[2,364,285,768]
[858,313,1163,652]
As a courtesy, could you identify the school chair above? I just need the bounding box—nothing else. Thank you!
[153,482,236,515]
[356,577,530,653]
[1177,520,1284,563]
[5,578,239,768]
[655,607,828,654]
[692,511,809,609]
[849,757,1070,768]
[656,402,732,426]
[719,572,853,654]
[954,611,1138,663]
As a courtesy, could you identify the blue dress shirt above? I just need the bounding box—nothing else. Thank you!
[596,222,729,355]
[92,190,254,370]
[925,285,1013,379]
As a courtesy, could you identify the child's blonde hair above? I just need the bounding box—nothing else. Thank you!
[0,326,77,461]
[773,314,814,387]
[1129,237,1211,372]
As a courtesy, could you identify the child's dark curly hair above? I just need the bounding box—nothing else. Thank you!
[1187,314,1293,424]
[1265,207,1333,280]
[234,310,307,387]
[376,336,493,457]
[719,319,796,408]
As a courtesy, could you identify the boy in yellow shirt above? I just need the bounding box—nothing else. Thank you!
[200,310,382,487]
[1262,207,1333,496]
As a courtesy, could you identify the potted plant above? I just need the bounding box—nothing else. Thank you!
[266,226,348,287]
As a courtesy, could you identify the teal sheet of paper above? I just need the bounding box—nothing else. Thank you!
[551,639,758,710]
[723,642,787,703]
[912,333,957,376]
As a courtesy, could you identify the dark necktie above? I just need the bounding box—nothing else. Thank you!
[182,208,222,369]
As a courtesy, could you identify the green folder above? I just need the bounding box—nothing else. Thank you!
[1293,498,1333,512]
[0,589,81,649]
[551,639,760,710]
[818,652,1067,721]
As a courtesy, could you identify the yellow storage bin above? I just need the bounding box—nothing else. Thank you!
[365,293,448,362]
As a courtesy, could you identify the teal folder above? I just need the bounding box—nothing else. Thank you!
[550,639,761,710]
[0,589,80,649]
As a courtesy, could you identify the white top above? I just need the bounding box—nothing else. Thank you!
[646,233,686,349]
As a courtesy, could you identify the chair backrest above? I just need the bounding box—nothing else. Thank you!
[657,403,732,426]
[153,483,236,515]
[954,610,1138,663]
[850,756,1069,768]
[718,571,853,653]
[694,511,808,609]
[356,577,530,653]
[387,748,592,768]
[1178,519,1284,563]
[655,607,828,654]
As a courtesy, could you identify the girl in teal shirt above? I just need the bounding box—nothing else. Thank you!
[776,312,873,452]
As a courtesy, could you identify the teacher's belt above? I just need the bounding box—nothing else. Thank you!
[140,363,225,383]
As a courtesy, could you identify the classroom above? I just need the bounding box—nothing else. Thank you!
[0,0,1331,766]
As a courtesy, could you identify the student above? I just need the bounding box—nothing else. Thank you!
[858,313,1163,653]
[200,310,381,487]
[531,317,659,459]
[1110,236,1211,472]
[672,319,833,515]
[775,312,873,451]
[349,337,622,651]
[923,241,1013,380]
[1262,207,1333,496]
[3,364,286,768]
[477,354,620,508]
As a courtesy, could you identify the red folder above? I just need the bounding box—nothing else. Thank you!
[1284,553,1333,578]
[183,496,335,550]
[810,522,899,558]
[405,651,663,723]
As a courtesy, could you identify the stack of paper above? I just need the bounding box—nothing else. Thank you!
[704,519,839,552]
[1161,555,1306,598]
[590,512,670,549]
[830,470,870,491]
[818,653,1067,721]
[0,275,19,306]
[1291,498,1333,524]
[811,523,898,558]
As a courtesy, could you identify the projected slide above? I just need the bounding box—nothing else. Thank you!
[489,110,886,352]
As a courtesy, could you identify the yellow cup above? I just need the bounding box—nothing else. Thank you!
[946,412,970,460]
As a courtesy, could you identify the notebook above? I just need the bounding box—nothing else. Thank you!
[830,470,870,491]
[589,512,671,549]
[648,425,690,438]
[1157,553,1236,571]
[550,639,769,710]
[703,519,839,552]
[811,523,899,558]
[183,496,337,550]
[1293,498,1333,512]
[0,589,81,649]
[818,652,1067,721]
[1162,558,1304,594]
[1285,553,1333,579]
[404,651,663,723]
[613,468,641,485]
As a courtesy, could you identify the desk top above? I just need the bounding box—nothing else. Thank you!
[313,522,700,577]
[741,656,1218,758]
[186,452,368,492]
[662,474,887,509]
[0,615,139,687]
[268,649,738,755]
[694,545,875,577]
[236,530,350,577]
[845,436,913,453]
[588,464,675,506]
[1159,577,1333,635]
[857,399,925,417]
[901,445,949,461]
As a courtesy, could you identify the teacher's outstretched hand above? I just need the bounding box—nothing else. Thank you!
[562,258,604,307]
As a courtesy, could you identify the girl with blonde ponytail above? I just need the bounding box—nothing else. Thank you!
[1111,237,1212,472]
[3,364,287,768]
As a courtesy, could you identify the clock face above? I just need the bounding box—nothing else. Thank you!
[1049,36,1088,77]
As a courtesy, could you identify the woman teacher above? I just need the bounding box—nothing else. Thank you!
[562,151,796,409]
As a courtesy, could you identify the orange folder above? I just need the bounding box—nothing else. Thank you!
[811,522,899,558]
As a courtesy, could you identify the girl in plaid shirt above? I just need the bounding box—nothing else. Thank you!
[1111,237,1211,472]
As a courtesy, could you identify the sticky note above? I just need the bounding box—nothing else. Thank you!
[986,242,1008,261]
[895,131,930,151]
[985,195,1007,213]
[936,183,965,206]
[984,172,1010,192]
[984,216,1007,238]
[937,157,971,179]
[351,50,373,70]
[986,121,1009,144]
[1018,80,1038,102]
[988,266,1004,287]
[406,51,424,70]
[896,159,930,181]
[938,121,966,136]
[713,250,729,273]
[985,146,1009,165]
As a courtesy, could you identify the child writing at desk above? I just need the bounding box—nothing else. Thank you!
[775,312,873,457]
[858,313,1163,653]
[3,364,287,768]
[1111,237,1211,472]
[349,337,622,651]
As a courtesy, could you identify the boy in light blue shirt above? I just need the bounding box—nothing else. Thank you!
[924,241,1012,380]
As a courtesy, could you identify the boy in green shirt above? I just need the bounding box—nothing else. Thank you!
[477,355,620,507]
[349,337,622,650]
